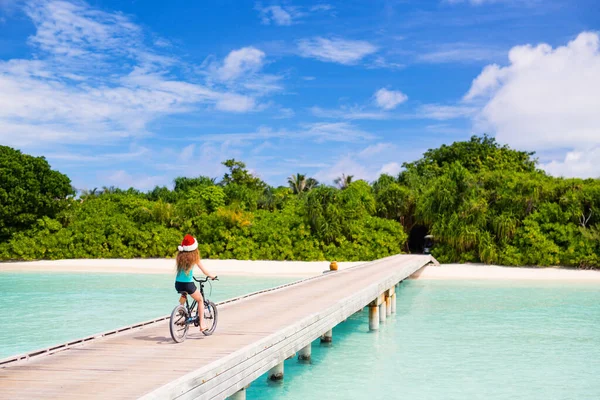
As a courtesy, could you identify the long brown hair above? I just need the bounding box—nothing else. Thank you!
[176,249,200,275]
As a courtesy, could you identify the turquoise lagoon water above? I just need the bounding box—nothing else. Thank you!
[1,275,599,399]
[247,280,600,400]
[0,272,298,359]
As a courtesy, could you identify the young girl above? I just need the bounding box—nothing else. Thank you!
[175,234,216,332]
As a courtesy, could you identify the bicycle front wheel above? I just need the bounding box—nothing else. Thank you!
[169,305,189,343]
[202,301,218,336]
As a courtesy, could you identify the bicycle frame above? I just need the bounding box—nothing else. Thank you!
[180,278,212,323]
[170,276,218,341]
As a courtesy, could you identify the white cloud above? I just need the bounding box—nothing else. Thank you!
[310,4,333,12]
[311,102,476,122]
[368,56,404,70]
[215,93,257,112]
[314,157,372,183]
[255,3,332,25]
[48,146,149,163]
[311,106,390,120]
[379,162,402,176]
[0,0,261,148]
[273,107,295,119]
[216,47,266,81]
[314,142,403,184]
[374,88,408,110]
[418,104,477,120]
[251,141,276,155]
[358,142,393,158]
[256,4,302,26]
[179,144,195,163]
[240,74,283,95]
[205,46,282,98]
[542,148,600,179]
[25,0,141,61]
[297,37,378,65]
[0,0,19,13]
[154,142,238,177]
[303,122,375,142]
[465,32,600,155]
[198,122,374,143]
[418,43,505,63]
[463,64,507,100]
[153,38,171,48]
[105,170,167,190]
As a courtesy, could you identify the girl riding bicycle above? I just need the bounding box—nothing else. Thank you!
[175,234,216,332]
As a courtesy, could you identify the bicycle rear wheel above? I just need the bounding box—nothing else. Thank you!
[202,301,218,336]
[169,305,189,343]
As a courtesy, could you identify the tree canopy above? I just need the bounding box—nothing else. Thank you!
[0,146,74,242]
[1,138,599,269]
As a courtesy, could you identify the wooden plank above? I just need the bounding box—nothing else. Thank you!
[0,254,436,399]
[143,255,431,400]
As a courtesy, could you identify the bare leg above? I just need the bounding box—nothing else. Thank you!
[190,289,205,331]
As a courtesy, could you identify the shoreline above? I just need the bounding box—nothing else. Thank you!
[0,259,364,277]
[1,259,600,281]
[411,263,600,281]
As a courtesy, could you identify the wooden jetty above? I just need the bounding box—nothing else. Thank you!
[0,254,437,399]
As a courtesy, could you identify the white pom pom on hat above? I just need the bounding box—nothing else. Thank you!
[178,234,198,252]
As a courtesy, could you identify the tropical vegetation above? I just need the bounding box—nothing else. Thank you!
[1,136,599,269]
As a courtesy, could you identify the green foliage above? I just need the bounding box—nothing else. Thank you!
[221,159,265,190]
[0,146,74,241]
[2,136,600,269]
[0,196,181,260]
[334,174,353,189]
[288,173,319,194]
[173,176,216,193]
[401,137,600,269]
[402,134,537,178]
[220,159,267,211]
[199,186,226,213]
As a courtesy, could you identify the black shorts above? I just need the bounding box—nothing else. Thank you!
[175,281,197,295]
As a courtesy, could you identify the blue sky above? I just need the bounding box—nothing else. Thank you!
[1,0,599,190]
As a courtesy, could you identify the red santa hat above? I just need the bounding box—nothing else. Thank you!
[178,234,198,252]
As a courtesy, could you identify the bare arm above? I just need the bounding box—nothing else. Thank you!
[196,261,216,279]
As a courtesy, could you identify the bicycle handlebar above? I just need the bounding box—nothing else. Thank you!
[193,276,218,283]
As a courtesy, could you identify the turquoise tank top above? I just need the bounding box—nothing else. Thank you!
[175,267,194,283]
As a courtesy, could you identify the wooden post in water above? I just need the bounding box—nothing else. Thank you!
[229,387,247,400]
[298,343,312,361]
[385,289,392,317]
[320,329,333,343]
[379,302,386,323]
[391,285,397,314]
[268,362,284,381]
[369,304,379,331]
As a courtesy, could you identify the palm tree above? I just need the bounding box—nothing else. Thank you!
[334,174,353,189]
[305,178,319,191]
[288,173,306,194]
[79,187,99,201]
[289,174,320,194]
[102,186,118,194]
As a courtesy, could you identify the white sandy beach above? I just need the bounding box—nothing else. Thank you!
[411,263,600,281]
[0,258,364,277]
[1,258,600,281]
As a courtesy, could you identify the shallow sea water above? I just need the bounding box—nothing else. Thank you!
[246,280,600,400]
[0,272,298,358]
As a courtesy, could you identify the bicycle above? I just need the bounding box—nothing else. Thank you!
[169,276,218,343]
